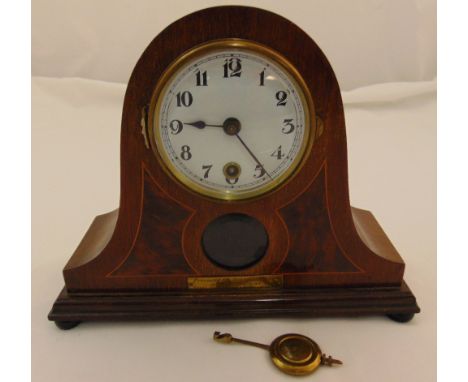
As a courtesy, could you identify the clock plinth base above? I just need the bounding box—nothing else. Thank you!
[48,281,419,329]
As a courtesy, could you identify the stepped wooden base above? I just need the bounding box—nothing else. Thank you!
[48,281,419,328]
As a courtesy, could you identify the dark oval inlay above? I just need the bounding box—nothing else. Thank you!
[202,213,269,270]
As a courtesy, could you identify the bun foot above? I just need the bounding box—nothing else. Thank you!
[54,321,81,330]
[387,313,415,323]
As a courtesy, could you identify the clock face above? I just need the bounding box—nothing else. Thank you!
[151,40,314,200]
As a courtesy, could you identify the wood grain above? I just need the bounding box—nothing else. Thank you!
[49,281,419,322]
[50,6,419,322]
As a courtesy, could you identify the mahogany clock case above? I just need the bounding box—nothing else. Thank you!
[48,6,419,328]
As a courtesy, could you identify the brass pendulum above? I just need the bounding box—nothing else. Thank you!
[213,331,342,376]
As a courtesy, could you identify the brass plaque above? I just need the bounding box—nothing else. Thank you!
[187,275,283,289]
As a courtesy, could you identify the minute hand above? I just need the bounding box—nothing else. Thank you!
[235,133,273,180]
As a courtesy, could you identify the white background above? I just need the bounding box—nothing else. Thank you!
[30,1,437,382]
[32,0,436,90]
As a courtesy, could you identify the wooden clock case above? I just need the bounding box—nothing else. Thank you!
[49,6,419,329]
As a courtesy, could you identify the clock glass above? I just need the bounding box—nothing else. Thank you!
[150,39,315,200]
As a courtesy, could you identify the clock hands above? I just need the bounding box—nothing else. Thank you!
[183,117,272,180]
[184,121,223,129]
[234,133,273,180]
[222,118,273,180]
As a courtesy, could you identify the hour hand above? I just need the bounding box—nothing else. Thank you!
[184,121,223,129]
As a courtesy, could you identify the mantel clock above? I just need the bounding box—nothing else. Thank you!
[49,6,419,329]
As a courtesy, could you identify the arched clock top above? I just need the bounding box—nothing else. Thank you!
[50,6,419,327]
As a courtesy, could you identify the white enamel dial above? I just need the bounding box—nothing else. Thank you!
[152,41,312,200]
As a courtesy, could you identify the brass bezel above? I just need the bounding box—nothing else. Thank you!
[148,39,316,201]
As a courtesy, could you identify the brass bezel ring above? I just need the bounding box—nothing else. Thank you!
[148,38,316,201]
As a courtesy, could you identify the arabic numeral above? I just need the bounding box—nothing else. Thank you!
[180,145,192,160]
[225,177,239,185]
[259,69,266,86]
[276,91,287,106]
[202,164,212,178]
[254,164,266,178]
[223,58,242,78]
[282,119,295,134]
[176,91,193,107]
[271,145,285,160]
[169,119,183,135]
[196,70,208,86]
